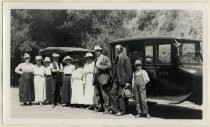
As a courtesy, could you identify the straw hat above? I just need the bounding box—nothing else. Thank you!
[94,46,102,51]
[124,89,133,99]
[52,53,60,57]
[84,52,93,58]
[63,56,73,63]
[35,55,42,60]
[23,53,30,59]
[135,60,142,65]
[44,57,51,62]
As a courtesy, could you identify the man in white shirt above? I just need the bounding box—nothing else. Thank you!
[51,53,63,108]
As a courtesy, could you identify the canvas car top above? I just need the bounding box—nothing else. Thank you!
[39,47,94,55]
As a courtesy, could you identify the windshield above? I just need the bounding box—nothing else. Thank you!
[180,43,202,64]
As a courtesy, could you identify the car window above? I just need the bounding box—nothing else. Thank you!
[145,45,154,65]
[157,44,171,64]
[180,43,201,63]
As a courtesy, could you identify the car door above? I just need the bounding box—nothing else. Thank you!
[144,44,157,95]
[155,43,174,95]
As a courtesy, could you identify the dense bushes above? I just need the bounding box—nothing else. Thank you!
[10,10,202,86]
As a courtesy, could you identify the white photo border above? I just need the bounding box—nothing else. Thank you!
[2,2,209,126]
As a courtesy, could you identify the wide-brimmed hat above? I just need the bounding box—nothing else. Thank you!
[52,53,60,57]
[44,57,51,62]
[135,60,142,65]
[84,52,93,58]
[124,89,134,99]
[63,56,73,63]
[35,55,42,61]
[23,53,30,59]
[94,46,102,51]
[72,59,79,62]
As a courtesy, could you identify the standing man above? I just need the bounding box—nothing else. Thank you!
[51,53,63,108]
[110,44,133,116]
[93,46,112,114]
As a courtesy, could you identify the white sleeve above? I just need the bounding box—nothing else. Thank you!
[60,63,63,70]
[15,63,22,74]
[143,70,150,84]
[132,73,135,88]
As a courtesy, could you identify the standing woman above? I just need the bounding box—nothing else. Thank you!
[71,59,85,107]
[83,53,95,109]
[61,56,75,107]
[44,57,54,104]
[15,53,35,105]
[34,55,46,106]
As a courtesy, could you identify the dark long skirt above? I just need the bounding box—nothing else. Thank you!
[19,72,35,102]
[45,76,55,102]
[61,75,72,104]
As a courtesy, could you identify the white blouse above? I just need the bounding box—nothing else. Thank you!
[72,68,83,80]
[45,63,53,75]
[64,64,75,74]
[83,61,95,75]
[34,65,45,77]
[15,63,34,73]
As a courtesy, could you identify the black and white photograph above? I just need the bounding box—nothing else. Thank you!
[2,2,209,126]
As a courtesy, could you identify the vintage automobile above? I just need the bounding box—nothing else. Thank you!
[110,37,202,105]
[39,47,94,65]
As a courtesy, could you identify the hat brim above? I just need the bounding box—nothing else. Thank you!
[53,56,59,57]
[24,57,30,59]
[35,59,42,61]
[84,56,93,58]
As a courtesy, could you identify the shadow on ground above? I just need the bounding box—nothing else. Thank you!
[127,102,202,119]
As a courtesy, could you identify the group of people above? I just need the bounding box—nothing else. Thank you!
[15,44,151,118]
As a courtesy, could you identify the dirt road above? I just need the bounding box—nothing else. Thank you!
[9,88,202,119]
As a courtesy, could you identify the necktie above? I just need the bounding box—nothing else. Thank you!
[115,56,119,65]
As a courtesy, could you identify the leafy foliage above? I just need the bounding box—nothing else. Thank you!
[10,9,202,86]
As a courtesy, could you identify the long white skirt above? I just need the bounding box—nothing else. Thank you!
[83,74,95,105]
[71,79,85,104]
[34,76,46,102]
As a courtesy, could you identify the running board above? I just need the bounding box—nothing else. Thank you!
[147,93,192,104]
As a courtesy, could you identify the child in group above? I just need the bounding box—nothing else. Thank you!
[132,59,151,118]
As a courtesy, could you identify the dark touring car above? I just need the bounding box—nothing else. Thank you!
[39,47,94,65]
[110,37,203,105]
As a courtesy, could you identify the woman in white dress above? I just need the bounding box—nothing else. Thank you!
[34,55,46,105]
[15,53,35,106]
[83,52,95,109]
[71,59,85,107]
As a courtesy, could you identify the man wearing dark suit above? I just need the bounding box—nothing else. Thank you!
[93,46,112,114]
[110,44,133,116]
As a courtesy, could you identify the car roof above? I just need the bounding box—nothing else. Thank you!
[39,47,94,55]
[110,36,201,44]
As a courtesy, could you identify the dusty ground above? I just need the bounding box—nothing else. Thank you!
[9,88,202,119]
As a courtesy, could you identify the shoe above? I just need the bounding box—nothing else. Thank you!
[95,107,103,112]
[28,102,32,105]
[103,110,111,114]
[52,104,55,108]
[21,102,27,106]
[115,111,126,116]
[146,114,151,118]
[142,113,151,118]
[86,105,92,110]
[135,114,141,118]
[39,102,43,106]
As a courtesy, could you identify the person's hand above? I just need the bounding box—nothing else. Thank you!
[58,69,63,72]
[124,82,131,89]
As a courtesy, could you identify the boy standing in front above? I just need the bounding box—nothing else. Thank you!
[132,59,151,118]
